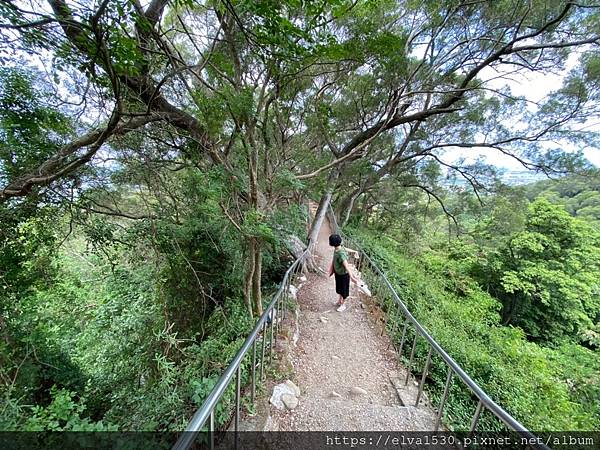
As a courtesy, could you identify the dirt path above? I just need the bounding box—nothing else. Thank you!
[272,214,437,431]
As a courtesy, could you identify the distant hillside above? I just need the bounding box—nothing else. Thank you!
[442,169,546,188]
[523,170,600,221]
[499,170,547,185]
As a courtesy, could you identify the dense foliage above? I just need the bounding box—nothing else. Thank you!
[348,175,600,431]
[526,173,600,221]
[1,0,599,434]
[473,198,600,345]
[1,164,308,430]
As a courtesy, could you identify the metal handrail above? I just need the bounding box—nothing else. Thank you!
[174,204,547,450]
[328,205,548,447]
[173,247,309,450]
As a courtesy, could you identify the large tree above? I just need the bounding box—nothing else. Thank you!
[1,0,599,314]
[299,0,600,224]
[474,198,600,344]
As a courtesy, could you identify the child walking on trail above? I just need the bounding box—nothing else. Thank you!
[328,234,360,312]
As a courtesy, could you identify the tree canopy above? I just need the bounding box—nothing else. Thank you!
[1,0,599,434]
[1,0,599,202]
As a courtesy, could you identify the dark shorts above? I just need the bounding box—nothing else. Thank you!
[334,272,350,299]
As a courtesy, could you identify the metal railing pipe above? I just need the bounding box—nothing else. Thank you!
[176,204,546,450]
[356,248,537,436]
[332,216,545,444]
[416,347,432,406]
[173,250,308,450]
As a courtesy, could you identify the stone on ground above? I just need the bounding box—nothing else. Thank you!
[281,393,299,410]
[270,382,299,410]
[350,386,368,396]
[284,380,301,397]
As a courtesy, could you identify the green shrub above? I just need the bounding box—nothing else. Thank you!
[23,387,116,431]
[348,227,599,431]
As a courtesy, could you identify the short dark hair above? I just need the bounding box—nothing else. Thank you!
[329,234,342,247]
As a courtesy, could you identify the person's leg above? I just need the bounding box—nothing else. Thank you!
[336,295,347,311]
[334,273,344,306]
[336,274,350,311]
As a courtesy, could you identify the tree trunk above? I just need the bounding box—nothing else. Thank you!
[338,188,361,227]
[252,238,263,317]
[307,190,332,247]
[246,127,264,317]
[285,235,308,260]
[501,297,516,326]
[305,171,338,272]
[243,243,255,320]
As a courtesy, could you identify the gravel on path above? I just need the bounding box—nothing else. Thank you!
[275,214,437,431]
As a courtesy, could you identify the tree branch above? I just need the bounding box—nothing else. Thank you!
[403,183,459,235]
[0,114,163,202]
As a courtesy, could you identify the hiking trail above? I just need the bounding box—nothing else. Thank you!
[264,211,438,431]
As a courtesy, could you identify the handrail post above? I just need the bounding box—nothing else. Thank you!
[260,321,267,380]
[405,332,418,386]
[269,307,275,364]
[283,277,289,321]
[387,303,400,350]
[436,367,453,431]
[209,411,214,450]
[378,276,385,301]
[470,399,484,432]
[279,292,283,332]
[251,339,256,405]
[274,300,279,347]
[235,365,241,430]
[398,320,408,359]
[415,347,432,406]
[379,276,388,336]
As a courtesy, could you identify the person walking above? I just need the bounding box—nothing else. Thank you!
[328,234,360,312]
